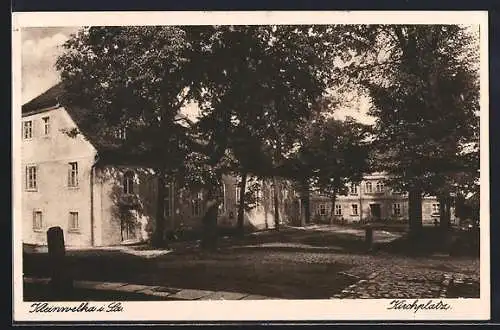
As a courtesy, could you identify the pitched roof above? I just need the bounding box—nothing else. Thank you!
[22,83,152,166]
[22,82,65,115]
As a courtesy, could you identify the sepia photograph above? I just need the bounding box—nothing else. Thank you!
[12,11,489,322]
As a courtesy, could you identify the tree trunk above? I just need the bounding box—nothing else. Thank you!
[300,180,311,226]
[273,139,283,231]
[273,177,280,231]
[439,194,452,252]
[151,168,166,248]
[330,193,337,225]
[237,172,247,236]
[304,193,311,225]
[201,177,222,251]
[408,187,423,239]
[439,194,451,231]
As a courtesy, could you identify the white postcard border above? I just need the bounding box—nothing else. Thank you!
[12,10,490,322]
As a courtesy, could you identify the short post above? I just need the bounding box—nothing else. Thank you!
[365,224,373,252]
[47,227,73,300]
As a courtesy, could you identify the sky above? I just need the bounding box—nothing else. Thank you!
[21,26,376,125]
[22,27,80,104]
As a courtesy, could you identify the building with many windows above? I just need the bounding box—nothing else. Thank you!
[21,84,289,247]
[307,172,457,225]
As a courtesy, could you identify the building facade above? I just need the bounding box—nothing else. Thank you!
[307,172,457,225]
[21,84,290,247]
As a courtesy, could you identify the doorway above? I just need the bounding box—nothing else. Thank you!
[370,204,381,221]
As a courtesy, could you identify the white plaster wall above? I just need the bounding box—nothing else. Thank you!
[21,107,97,246]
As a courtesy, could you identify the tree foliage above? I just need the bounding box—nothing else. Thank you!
[55,25,344,243]
[334,25,480,233]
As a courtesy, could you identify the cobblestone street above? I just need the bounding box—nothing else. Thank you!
[329,255,480,299]
[227,247,480,299]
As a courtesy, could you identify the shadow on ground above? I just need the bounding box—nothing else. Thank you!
[23,282,178,301]
[23,247,356,299]
[375,227,480,257]
[222,225,480,258]
[23,225,479,300]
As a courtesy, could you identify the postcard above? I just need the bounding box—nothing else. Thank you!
[12,10,489,322]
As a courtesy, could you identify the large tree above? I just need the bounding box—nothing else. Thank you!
[56,26,205,247]
[300,116,371,220]
[184,25,341,231]
[56,25,342,246]
[336,25,480,237]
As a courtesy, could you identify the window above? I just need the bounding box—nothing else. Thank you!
[23,121,33,139]
[192,191,203,216]
[351,204,359,215]
[25,165,37,191]
[376,181,385,193]
[115,127,127,140]
[432,203,440,215]
[349,184,358,195]
[335,204,342,216]
[33,211,43,231]
[123,171,135,194]
[69,212,79,231]
[393,203,401,216]
[42,116,50,136]
[164,184,173,217]
[365,182,373,193]
[219,183,226,214]
[68,162,79,188]
[192,199,202,217]
[319,204,327,216]
[235,185,241,204]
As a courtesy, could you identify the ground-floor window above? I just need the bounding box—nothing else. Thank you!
[219,183,226,215]
[69,211,79,231]
[192,191,203,217]
[164,184,173,217]
[318,204,327,216]
[335,204,342,215]
[432,203,440,215]
[393,203,401,216]
[351,204,358,216]
[235,185,241,204]
[33,210,43,231]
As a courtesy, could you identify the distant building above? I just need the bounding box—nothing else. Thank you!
[21,84,290,247]
[304,172,458,225]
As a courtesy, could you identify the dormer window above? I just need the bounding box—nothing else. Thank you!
[365,182,373,193]
[123,171,135,194]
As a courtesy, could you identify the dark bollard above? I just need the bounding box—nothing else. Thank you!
[47,227,73,300]
[365,224,373,252]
